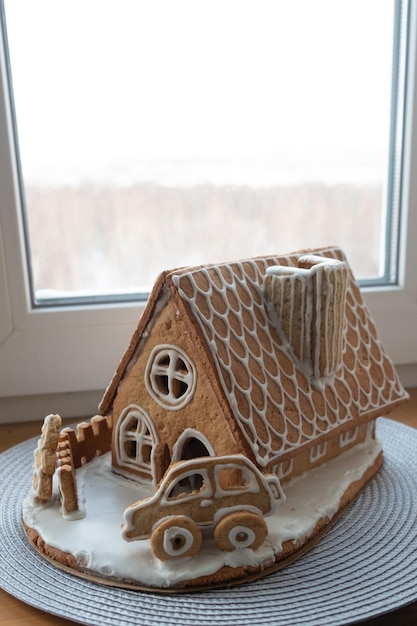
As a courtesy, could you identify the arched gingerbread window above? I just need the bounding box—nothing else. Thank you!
[115,405,158,480]
[145,344,196,410]
[173,428,215,463]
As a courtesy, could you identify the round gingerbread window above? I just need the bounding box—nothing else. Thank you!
[145,344,197,410]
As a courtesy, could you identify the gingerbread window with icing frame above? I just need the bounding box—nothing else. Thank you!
[115,405,159,479]
[145,344,197,411]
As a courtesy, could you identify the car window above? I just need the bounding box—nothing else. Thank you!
[164,471,210,501]
[216,466,259,494]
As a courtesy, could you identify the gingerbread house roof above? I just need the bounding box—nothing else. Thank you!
[100,247,407,467]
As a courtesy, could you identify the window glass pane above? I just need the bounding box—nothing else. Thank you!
[3,0,401,304]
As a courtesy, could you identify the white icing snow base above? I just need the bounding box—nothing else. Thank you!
[22,439,382,589]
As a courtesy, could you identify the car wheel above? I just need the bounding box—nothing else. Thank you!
[214,511,268,551]
[151,515,203,561]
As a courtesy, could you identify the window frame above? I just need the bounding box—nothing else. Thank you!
[145,345,197,410]
[1,1,417,423]
[115,404,158,477]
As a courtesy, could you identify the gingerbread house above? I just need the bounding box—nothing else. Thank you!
[100,246,407,487]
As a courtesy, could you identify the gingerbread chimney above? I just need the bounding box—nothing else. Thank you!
[264,255,348,380]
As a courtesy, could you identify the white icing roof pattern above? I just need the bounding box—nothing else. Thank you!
[171,248,406,467]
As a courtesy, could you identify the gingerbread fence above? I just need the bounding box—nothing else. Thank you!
[57,415,113,516]
[31,414,113,516]
[61,415,113,468]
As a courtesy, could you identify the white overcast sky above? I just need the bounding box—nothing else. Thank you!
[4,0,394,184]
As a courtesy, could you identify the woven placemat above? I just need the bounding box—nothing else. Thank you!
[1,417,416,626]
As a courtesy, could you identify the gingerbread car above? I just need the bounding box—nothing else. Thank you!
[122,454,285,560]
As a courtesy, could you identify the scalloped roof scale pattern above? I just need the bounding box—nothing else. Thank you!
[171,248,406,467]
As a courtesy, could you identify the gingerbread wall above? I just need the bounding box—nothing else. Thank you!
[110,294,241,482]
